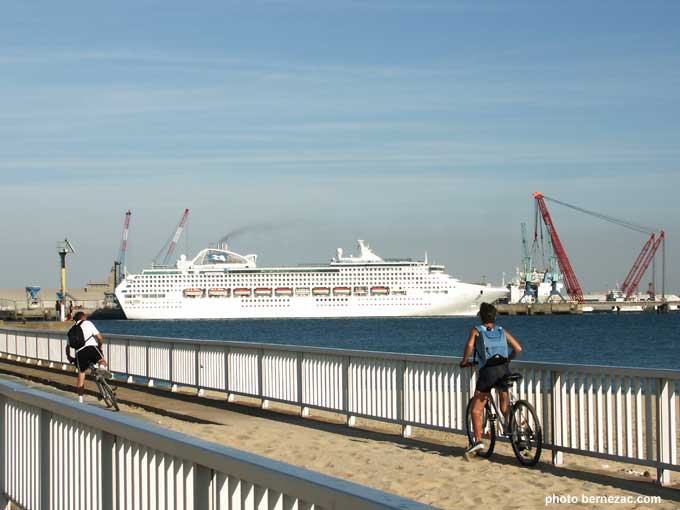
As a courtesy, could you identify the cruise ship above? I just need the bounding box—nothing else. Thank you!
[115,240,508,319]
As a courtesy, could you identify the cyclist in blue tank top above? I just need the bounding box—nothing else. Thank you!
[460,302,522,457]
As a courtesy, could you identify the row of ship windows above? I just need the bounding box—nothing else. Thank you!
[138,268,425,278]
[133,276,427,282]
[129,278,433,288]
[127,287,448,295]
[125,288,450,298]
[126,298,429,309]
[126,292,446,302]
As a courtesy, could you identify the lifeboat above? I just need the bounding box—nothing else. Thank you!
[353,286,368,296]
[208,288,230,298]
[295,287,310,296]
[254,288,272,297]
[370,286,389,295]
[312,287,331,296]
[333,287,351,296]
[233,288,252,297]
[183,288,204,298]
[275,287,293,296]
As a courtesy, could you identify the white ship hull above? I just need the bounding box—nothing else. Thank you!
[119,284,507,319]
[116,240,508,320]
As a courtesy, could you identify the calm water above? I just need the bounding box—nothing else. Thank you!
[96,313,680,370]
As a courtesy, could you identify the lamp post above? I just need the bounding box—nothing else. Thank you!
[56,239,76,321]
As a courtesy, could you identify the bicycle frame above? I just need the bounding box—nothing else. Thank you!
[483,385,517,436]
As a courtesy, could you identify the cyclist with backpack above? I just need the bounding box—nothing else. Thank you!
[460,302,522,458]
[66,311,108,403]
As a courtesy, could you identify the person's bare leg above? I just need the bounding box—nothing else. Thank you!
[471,392,488,443]
[76,371,86,400]
[499,390,509,429]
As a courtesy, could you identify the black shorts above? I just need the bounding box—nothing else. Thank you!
[76,346,104,373]
[476,361,511,393]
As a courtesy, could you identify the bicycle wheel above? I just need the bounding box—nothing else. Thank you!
[509,400,542,466]
[465,398,496,458]
[96,379,120,412]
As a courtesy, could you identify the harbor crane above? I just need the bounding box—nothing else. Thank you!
[153,208,190,266]
[532,192,666,303]
[533,193,584,302]
[114,210,131,287]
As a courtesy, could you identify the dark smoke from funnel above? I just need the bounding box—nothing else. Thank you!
[218,222,292,245]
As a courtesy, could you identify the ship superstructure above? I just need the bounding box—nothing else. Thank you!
[115,240,508,319]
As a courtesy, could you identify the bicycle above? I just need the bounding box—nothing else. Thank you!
[87,362,120,412]
[464,365,542,466]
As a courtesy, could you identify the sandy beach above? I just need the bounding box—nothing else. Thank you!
[0,361,677,510]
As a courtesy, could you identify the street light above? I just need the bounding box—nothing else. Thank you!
[56,239,76,322]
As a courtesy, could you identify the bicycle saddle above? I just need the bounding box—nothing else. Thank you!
[502,373,523,384]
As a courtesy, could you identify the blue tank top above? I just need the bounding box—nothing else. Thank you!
[474,325,509,365]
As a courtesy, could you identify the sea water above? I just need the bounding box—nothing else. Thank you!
[96,313,680,370]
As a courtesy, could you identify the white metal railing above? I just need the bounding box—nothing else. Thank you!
[0,326,678,486]
[0,378,435,510]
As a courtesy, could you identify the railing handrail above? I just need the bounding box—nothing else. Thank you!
[0,378,435,510]
[2,326,679,380]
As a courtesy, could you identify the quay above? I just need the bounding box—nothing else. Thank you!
[497,300,680,315]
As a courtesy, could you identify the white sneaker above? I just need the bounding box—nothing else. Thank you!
[78,395,84,404]
[464,441,485,460]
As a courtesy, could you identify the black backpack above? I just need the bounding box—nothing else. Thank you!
[67,320,86,349]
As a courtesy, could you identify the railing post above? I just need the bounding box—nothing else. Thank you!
[101,432,114,510]
[146,341,153,388]
[194,465,211,510]
[125,339,133,384]
[397,360,408,437]
[551,370,564,466]
[297,352,307,417]
[224,346,230,402]
[196,345,203,397]
[0,395,7,509]
[344,356,356,426]
[39,409,51,510]
[656,378,673,485]
[258,349,264,403]
[170,343,178,393]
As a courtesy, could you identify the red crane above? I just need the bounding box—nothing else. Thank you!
[532,192,584,302]
[153,208,190,266]
[624,231,664,299]
[620,233,654,296]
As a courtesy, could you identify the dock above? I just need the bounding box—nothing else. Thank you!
[498,300,680,315]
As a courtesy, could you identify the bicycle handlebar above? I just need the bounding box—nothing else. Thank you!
[460,359,479,368]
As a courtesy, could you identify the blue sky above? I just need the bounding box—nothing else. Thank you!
[1,1,679,293]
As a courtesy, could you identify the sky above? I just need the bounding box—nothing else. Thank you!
[1,1,679,294]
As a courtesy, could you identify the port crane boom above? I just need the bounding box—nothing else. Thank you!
[154,208,190,266]
[532,192,584,302]
[114,210,132,287]
[620,233,654,296]
[625,231,664,299]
